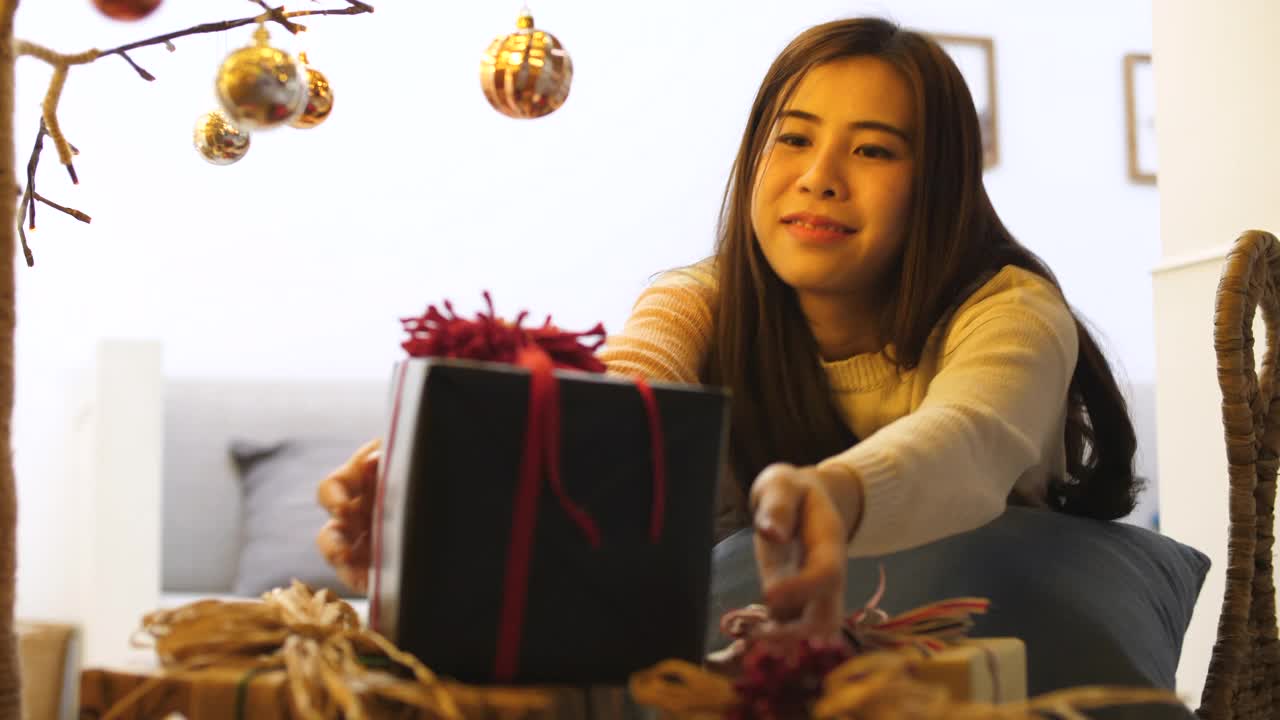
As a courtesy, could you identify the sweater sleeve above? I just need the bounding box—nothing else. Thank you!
[817,278,1079,557]
[597,261,717,383]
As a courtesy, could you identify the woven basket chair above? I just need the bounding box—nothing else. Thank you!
[1201,229,1280,718]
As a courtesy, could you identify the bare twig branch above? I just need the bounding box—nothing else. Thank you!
[32,194,91,225]
[17,121,45,266]
[117,50,155,81]
[16,226,33,268]
[97,0,374,61]
[13,0,373,267]
[252,0,304,34]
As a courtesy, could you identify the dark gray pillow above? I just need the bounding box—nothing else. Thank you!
[230,437,362,598]
[708,506,1209,719]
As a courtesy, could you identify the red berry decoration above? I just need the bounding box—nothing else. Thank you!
[706,569,994,718]
[727,636,854,720]
[92,0,163,21]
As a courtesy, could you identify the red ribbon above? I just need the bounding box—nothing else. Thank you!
[494,344,666,681]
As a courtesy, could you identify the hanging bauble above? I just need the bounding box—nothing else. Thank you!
[215,23,308,131]
[92,0,162,21]
[288,54,335,129]
[193,110,250,166]
[480,8,572,119]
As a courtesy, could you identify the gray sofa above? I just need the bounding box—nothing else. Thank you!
[158,374,1161,606]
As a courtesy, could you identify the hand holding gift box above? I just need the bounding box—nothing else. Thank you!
[368,294,731,685]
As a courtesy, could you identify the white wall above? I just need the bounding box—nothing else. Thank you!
[1151,0,1280,704]
[11,0,1161,660]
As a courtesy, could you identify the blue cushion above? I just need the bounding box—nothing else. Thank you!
[707,506,1209,719]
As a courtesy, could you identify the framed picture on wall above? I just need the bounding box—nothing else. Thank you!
[932,34,999,170]
[1124,53,1156,184]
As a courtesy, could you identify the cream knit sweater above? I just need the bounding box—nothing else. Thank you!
[597,262,1077,557]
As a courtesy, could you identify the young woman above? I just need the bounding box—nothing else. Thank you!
[317,17,1139,636]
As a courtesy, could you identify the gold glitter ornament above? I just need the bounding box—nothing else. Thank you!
[215,23,308,131]
[480,8,572,119]
[289,53,335,129]
[193,110,250,165]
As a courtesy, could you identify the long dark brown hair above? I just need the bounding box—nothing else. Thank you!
[705,17,1140,520]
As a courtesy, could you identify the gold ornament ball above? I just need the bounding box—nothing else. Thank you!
[215,25,308,131]
[480,10,572,119]
[289,64,334,129]
[193,110,250,166]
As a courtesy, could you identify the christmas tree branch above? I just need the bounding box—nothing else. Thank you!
[33,193,91,224]
[100,1,374,78]
[11,0,373,266]
[17,119,49,267]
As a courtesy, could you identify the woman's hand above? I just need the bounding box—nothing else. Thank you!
[749,462,863,635]
[316,438,382,594]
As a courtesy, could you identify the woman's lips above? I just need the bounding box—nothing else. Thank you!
[781,215,856,244]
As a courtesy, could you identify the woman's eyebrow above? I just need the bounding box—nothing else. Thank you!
[778,109,911,142]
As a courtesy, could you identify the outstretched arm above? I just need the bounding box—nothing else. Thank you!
[598,262,717,383]
[819,280,1079,557]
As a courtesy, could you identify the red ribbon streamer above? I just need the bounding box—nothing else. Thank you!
[494,345,667,681]
[635,378,666,543]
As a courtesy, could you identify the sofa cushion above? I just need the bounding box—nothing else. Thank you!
[708,506,1209,718]
[230,436,366,598]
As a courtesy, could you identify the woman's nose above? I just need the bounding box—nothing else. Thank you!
[797,150,848,200]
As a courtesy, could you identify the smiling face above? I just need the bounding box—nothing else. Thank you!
[750,56,917,306]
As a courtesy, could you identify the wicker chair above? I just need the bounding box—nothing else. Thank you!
[1201,229,1280,718]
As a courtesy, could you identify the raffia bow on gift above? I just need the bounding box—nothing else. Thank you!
[107,581,467,720]
[112,581,572,720]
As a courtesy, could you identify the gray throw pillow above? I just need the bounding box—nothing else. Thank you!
[231,437,363,598]
[708,506,1209,720]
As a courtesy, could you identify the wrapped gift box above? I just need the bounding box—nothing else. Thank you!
[80,666,651,720]
[912,638,1027,703]
[79,639,1027,718]
[80,666,292,720]
[371,357,731,686]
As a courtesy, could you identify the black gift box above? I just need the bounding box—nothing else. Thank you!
[370,357,730,686]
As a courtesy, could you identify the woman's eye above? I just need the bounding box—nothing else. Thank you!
[855,144,894,159]
[778,134,810,148]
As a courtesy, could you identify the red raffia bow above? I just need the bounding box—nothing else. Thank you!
[843,566,990,653]
[705,566,991,719]
[377,293,666,684]
[399,291,608,373]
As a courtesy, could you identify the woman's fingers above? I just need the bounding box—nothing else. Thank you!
[335,563,369,595]
[751,464,808,622]
[763,489,846,631]
[344,526,372,568]
[317,441,382,517]
[750,464,848,634]
[317,473,354,516]
[317,517,372,594]
[753,532,800,617]
[316,439,382,595]
[751,463,801,541]
[316,518,352,567]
